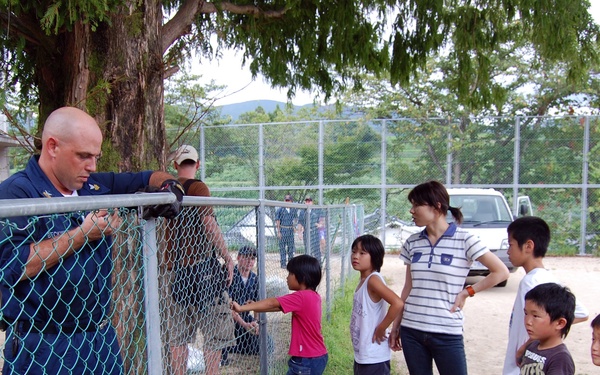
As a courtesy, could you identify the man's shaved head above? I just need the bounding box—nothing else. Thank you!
[38,107,103,194]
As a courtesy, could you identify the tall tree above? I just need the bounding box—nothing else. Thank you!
[0,0,598,170]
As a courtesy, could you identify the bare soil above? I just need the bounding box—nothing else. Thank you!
[380,255,600,375]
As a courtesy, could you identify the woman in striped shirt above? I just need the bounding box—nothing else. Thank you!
[389,180,509,375]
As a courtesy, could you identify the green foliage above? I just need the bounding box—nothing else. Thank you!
[3,0,598,116]
[164,72,224,151]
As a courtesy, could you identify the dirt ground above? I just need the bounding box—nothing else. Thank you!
[380,255,600,375]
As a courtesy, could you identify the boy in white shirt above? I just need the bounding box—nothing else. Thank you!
[502,216,588,375]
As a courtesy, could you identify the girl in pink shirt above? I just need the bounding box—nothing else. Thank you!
[231,254,328,374]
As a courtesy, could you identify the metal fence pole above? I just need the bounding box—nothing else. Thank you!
[340,206,348,290]
[512,117,521,215]
[446,130,452,185]
[143,218,163,375]
[580,116,590,255]
[259,123,265,200]
[325,206,332,322]
[318,120,324,203]
[200,124,206,181]
[256,203,269,375]
[380,120,387,248]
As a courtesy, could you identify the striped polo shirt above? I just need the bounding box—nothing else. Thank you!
[399,223,488,335]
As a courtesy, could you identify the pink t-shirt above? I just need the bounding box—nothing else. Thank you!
[276,290,328,358]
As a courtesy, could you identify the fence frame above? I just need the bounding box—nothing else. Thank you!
[0,193,361,374]
[200,115,600,254]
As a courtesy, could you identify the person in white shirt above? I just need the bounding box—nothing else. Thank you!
[502,216,589,375]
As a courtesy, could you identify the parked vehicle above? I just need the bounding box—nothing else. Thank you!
[447,188,532,286]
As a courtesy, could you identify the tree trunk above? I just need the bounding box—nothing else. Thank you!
[32,1,168,372]
[34,0,167,172]
[98,0,166,172]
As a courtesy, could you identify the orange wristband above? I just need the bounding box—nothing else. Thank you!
[465,285,475,297]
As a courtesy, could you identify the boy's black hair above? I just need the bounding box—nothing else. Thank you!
[408,180,463,224]
[592,314,600,329]
[525,282,575,338]
[351,234,384,272]
[286,254,322,291]
[507,216,550,258]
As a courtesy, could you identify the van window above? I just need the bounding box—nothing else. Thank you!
[447,195,512,224]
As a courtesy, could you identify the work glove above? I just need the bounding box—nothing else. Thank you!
[141,179,185,220]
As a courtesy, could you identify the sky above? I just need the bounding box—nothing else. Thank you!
[195,3,600,107]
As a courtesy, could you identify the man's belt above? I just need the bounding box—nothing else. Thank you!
[1,318,110,334]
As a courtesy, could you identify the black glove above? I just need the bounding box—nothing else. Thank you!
[141,179,185,220]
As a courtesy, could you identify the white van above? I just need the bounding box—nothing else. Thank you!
[447,188,530,286]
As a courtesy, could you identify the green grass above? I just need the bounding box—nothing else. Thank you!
[322,275,357,374]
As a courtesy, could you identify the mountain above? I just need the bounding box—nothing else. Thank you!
[216,99,361,121]
[217,100,292,120]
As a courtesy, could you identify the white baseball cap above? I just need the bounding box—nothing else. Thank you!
[174,145,199,164]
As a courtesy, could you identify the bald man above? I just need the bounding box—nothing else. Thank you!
[0,107,183,374]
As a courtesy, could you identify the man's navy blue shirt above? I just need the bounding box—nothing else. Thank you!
[0,155,152,328]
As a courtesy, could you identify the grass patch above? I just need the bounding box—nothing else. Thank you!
[322,274,358,374]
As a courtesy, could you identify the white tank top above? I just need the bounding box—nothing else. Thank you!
[350,272,391,364]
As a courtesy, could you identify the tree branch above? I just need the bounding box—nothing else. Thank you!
[161,0,288,54]
[0,11,56,51]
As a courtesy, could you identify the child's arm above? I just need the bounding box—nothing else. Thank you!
[368,274,404,344]
[389,266,411,351]
[231,297,282,313]
[516,338,533,367]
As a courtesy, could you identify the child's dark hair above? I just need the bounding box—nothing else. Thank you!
[351,234,384,272]
[408,180,463,224]
[286,254,322,291]
[507,216,550,258]
[592,314,600,329]
[525,283,575,338]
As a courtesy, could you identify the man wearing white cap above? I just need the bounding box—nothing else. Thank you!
[163,144,234,375]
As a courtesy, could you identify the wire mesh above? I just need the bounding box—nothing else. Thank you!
[0,196,360,374]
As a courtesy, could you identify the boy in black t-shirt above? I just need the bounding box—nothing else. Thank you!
[517,283,575,375]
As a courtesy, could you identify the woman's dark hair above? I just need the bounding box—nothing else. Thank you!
[286,254,322,291]
[408,180,463,224]
[351,234,384,272]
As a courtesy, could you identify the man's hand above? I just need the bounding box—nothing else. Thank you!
[81,209,122,241]
[141,179,184,219]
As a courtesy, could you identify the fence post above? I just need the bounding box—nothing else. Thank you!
[381,119,387,247]
[143,218,163,375]
[256,202,269,375]
[325,206,332,322]
[580,116,590,255]
[512,117,521,215]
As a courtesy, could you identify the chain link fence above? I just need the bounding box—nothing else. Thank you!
[191,115,600,255]
[0,194,362,374]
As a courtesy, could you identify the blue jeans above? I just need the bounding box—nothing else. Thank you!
[400,326,467,375]
[287,354,328,375]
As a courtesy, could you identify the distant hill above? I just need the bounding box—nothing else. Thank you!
[217,99,362,121]
[217,100,294,120]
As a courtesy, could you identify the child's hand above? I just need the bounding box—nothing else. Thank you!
[389,327,402,351]
[231,301,242,312]
[372,326,388,344]
[246,320,259,335]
